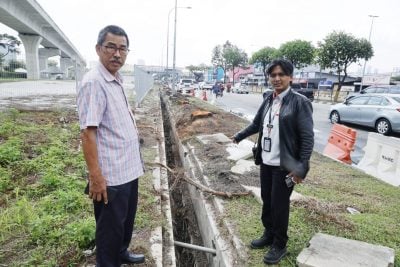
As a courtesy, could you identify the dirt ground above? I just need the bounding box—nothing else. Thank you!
[167,94,260,195]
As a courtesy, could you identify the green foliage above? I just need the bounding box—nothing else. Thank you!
[0,71,27,79]
[225,152,400,266]
[0,111,94,265]
[0,166,11,192]
[211,41,248,83]
[47,59,58,67]
[249,47,277,84]
[211,44,224,68]
[0,33,21,68]
[3,59,26,72]
[277,39,315,69]
[224,45,248,71]
[0,137,23,166]
[318,31,373,86]
[186,64,209,72]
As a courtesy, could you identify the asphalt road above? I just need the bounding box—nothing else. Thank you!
[208,91,370,164]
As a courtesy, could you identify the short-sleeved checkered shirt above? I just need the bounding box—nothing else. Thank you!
[77,63,144,186]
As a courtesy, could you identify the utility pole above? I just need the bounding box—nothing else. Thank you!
[360,15,378,91]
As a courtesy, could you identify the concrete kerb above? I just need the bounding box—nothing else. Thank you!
[135,88,176,266]
[186,143,248,263]
[184,146,243,266]
[161,94,246,266]
[154,90,176,266]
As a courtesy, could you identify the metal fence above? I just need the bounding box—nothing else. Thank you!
[133,65,156,106]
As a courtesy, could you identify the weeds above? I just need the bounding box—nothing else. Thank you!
[225,152,400,266]
[0,107,162,266]
[0,110,93,266]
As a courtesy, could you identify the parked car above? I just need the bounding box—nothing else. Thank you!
[346,85,400,100]
[232,83,249,94]
[291,83,314,101]
[329,94,400,135]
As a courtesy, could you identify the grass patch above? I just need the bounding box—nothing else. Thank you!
[0,108,164,265]
[225,152,400,266]
[0,110,93,266]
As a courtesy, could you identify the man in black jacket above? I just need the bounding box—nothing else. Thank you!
[232,59,314,264]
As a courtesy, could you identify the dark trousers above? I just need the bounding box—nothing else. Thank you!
[260,164,293,249]
[94,179,139,267]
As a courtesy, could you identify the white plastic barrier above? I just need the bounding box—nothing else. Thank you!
[357,132,400,186]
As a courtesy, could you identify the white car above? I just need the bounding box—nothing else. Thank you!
[178,78,195,94]
[232,83,249,94]
[201,81,214,90]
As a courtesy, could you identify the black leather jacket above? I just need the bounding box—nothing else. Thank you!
[234,89,314,179]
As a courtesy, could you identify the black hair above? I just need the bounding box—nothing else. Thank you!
[97,25,129,47]
[267,59,294,76]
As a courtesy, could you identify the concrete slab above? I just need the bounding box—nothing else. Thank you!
[196,133,232,145]
[241,185,261,203]
[241,185,306,204]
[226,139,254,161]
[297,233,395,267]
[231,159,257,174]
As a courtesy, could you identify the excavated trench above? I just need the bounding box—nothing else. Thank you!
[160,97,209,267]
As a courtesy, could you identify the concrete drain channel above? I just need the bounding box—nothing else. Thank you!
[160,94,244,267]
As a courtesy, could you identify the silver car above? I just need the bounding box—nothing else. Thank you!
[329,94,400,135]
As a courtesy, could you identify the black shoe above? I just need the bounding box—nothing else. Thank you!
[250,232,273,249]
[120,251,145,264]
[263,246,287,264]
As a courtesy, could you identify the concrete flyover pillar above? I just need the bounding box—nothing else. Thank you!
[75,61,86,81]
[60,56,72,79]
[18,33,42,80]
[39,48,61,72]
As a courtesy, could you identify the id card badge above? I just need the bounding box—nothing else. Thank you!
[263,137,271,152]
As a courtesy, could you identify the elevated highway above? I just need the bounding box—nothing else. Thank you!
[0,0,86,79]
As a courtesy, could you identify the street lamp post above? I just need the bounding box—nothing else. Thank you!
[360,15,378,91]
[166,5,191,70]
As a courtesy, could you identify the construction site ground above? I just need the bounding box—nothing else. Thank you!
[161,88,399,267]
[0,84,398,266]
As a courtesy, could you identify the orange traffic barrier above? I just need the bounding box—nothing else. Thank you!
[191,89,195,97]
[202,90,207,101]
[323,123,357,164]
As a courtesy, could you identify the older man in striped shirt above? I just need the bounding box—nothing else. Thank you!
[77,25,145,266]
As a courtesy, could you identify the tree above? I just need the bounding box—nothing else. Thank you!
[0,34,21,68]
[47,59,58,67]
[277,40,315,69]
[224,45,248,85]
[186,64,210,82]
[249,47,277,85]
[211,41,231,82]
[211,41,247,84]
[318,31,373,101]
[186,63,209,73]
[3,60,26,72]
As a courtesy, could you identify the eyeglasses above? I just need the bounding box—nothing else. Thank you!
[102,45,130,55]
[269,72,286,78]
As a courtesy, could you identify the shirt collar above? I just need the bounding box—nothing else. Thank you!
[97,62,124,84]
[274,87,290,100]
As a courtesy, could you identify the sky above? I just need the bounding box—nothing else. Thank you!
[1,0,400,74]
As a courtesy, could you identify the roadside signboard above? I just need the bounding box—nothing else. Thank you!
[362,74,391,85]
[341,86,355,92]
